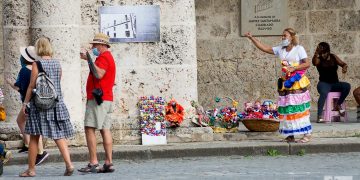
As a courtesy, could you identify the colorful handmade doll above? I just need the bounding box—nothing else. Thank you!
[0,88,5,121]
[190,100,209,127]
[165,99,185,127]
[261,100,273,119]
[270,102,279,119]
[281,60,304,88]
[252,100,263,118]
[244,102,253,113]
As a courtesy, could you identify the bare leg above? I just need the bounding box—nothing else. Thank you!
[28,135,40,172]
[38,136,44,154]
[54,138,73,169]
[16,109,29,146]
[100,129,112,164]
[17,111,44,154]
[85,126,98,164]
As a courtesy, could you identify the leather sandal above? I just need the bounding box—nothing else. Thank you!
[296,135,311,143]
[78,163,100,173]
[98,163,115,173]
[281,136,295,143]
[19,169,36,177]
[64,167,74,176]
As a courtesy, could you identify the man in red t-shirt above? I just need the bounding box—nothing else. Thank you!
[79,33,116,173]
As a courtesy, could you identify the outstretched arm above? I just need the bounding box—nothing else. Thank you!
[6,78,19,91]
[244,32,274,55]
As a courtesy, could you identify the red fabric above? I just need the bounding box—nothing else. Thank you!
[86,51,116,101]
[165,99,185,125]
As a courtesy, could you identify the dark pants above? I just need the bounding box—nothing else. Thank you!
[317,81,351,116]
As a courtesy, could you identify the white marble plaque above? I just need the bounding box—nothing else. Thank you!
[241,0,288,36]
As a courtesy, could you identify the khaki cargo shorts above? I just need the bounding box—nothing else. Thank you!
[84,100,113,129]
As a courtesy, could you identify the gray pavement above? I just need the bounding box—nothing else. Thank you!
[2,153,360,179]
[7,137,360,166]
[3,110,360,179]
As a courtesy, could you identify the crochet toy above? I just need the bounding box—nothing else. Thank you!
[252,100,263,119]
[281,60,303,88]
[242,100,279,120]
[244,101,253,113]
[138,96,166,136]
[190,100,209,127]
[165,99,185,127]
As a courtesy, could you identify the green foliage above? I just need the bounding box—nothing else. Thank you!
[267,149,280,156]
[297,149,306,156]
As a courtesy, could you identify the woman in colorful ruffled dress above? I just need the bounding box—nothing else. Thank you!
[244,28,312,143]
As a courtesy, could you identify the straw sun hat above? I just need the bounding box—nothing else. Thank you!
[90,33,111,48]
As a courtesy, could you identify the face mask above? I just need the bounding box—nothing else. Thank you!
[92,48,100,56]
[279,39,290,47]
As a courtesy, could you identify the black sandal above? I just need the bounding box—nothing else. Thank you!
[281,136,295,143]
[98,163,115,173]
[78,163,100,173]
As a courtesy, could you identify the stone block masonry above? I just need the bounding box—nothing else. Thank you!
[196,0,360,110]
[1,0,201,146]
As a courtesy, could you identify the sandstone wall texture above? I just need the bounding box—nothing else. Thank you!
[1,0,198,145]
[1,0,31,136]
[0,0,3,87]
[79,0,198,144]
[196,0,360,110]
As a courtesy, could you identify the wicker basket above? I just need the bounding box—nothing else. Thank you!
[242,118,280,132]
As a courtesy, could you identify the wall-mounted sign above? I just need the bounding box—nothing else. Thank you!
[99,5,160,43]
[241,0,288,36]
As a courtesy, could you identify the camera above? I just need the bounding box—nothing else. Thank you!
[92,88,103,105]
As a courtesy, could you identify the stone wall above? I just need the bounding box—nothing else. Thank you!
[196,0,360,110]
[1,0,31,138]
[1,0,200,146]
[79,0,199,144]
[79,0,198,144]
[0,0,3,87]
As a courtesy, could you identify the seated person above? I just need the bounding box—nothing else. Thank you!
[0,143,12,176]
[354,87,360,120]
[312,42,351,123]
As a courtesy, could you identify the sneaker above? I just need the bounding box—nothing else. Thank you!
[35,151,49,166]
[334,104,345,117]
[316,115,325,123]
[18,146,28,153]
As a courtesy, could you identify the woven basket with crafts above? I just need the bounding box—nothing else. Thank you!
[207,97,241,133]
[240,100,280,132]
[242,118,279,132]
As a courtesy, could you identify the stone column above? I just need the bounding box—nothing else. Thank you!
[30,0,84,145]
[1,0,31,139]
[0,0,3,87]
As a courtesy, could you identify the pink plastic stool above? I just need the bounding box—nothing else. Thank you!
[323,92,348,122]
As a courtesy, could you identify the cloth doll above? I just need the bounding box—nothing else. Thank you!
[281,60,304,88]
[190,100,209,127]
[165,99,185,127]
